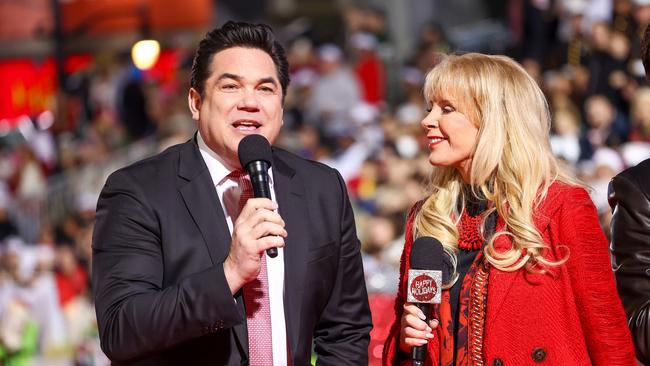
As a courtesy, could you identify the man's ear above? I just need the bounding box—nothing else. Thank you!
[188,88,202,121]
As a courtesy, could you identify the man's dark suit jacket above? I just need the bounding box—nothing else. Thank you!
[92,137,372,365]
[609,157,650,365]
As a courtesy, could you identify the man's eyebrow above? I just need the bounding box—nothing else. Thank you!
[258,77,278,86]
[216,73,278,87]
[216,73,242,82]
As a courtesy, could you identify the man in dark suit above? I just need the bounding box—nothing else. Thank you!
[92,21,372,365]
[609,23,650,365]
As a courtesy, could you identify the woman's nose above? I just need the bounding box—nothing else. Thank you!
[421,111,438,130]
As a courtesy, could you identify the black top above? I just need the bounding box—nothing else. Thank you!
[450,190,496,362]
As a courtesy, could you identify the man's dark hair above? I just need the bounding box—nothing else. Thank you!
[190,21,290,99]
[643,24,650,78]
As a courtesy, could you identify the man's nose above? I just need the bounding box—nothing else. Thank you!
[238,88,260,111]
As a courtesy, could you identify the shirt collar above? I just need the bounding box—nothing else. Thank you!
[197,132,232,187]
[196,132,274,187]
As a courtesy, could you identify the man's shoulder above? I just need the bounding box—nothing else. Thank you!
[272,147,339,177]
[107,141,189,184]
[617,158,650,186]
[610,157,650,201]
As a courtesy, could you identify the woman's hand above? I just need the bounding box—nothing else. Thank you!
[399,303,439,353]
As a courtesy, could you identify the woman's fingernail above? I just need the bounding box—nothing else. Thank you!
[426,333,434,339]
[418,339,428,345]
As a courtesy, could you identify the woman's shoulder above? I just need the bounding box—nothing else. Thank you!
[538,181,593,216]
[408,199,427,215]
[546,181,590,202]
[405,199,427,225]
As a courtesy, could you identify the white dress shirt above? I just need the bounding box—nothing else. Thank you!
[197,133,288,365]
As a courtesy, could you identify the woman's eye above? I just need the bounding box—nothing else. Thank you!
[442,105,455,114]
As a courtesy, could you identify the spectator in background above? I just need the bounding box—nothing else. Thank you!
[612,0,638,42]
[583,94,629,157]
[351,32,385,107]
[0,252,39,366]
[54,245,87,309]
[9,144,46,204]
[305,43,362,138]
[587,22,624,102]
[362,214,401,365]
[610,23,650,365]
[609,30,633,91]
[0,183,17,242]
[586,147,625,236]
[411,22,452,75]
[383,52,635,365]
[0,237,67,362]
[417,23,452,55]
[115,56,156,141]
[628,87,650,142]
[631,0,650,59]
[552,1,590,68]
[395,67,426,128]
[550,107,584,164]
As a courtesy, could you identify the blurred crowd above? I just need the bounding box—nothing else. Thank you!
[0,0,649,364]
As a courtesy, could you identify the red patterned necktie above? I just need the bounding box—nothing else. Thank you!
[229,170,274,365]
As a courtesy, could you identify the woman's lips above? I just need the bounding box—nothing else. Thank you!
[427,136,446,148]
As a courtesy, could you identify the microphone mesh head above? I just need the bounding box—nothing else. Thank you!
[410,237,443,271]
[238,135,273,168]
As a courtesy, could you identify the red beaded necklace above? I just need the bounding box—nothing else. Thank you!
[458,209,484,251]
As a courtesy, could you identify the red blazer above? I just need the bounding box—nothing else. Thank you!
[383,182,636,365]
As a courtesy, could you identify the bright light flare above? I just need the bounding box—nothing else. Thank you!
[131,39,160,70]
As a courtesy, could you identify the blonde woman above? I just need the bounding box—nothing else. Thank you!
[382,53,635,365]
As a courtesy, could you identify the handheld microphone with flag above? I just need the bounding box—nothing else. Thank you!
[237,134,277,258]
[408,236,444,366]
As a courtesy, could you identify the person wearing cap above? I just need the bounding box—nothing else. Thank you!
[305,43,362,138]
[383,53,635,365]
[92,21,371,365]
[610,23,650,365]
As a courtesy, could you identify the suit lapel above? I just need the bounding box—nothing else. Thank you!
[177,139,230,264]
[272,150,308,356]
[176,138,248,356]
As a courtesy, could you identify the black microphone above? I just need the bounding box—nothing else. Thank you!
[408,237,444,366]
[237,134,278,258]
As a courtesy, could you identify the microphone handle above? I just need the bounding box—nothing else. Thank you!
[412,302,430,366]
[247,161,278,258]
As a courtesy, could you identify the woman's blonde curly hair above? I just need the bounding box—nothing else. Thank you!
[415,53,581,275]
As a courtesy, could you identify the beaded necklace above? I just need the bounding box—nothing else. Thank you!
[457,188,489,251]
[458,210,484,251]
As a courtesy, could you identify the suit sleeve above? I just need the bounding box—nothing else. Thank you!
[313,170,372,365]
[92,170,241,363]
[382,203,420,366]
[559,187,636,365]
[609,174,650,365]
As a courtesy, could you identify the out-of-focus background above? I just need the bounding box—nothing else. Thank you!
[0,0,648,364]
